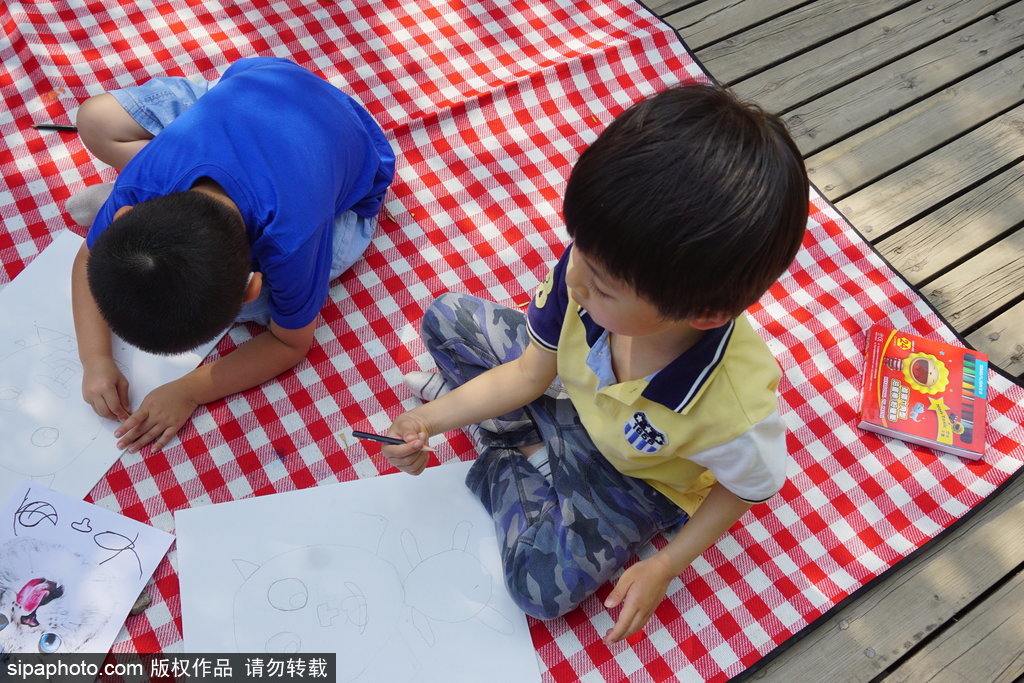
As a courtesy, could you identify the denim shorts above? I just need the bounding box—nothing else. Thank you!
[109,74,376,327]
[109,73,218,136]
[236,210,378,326]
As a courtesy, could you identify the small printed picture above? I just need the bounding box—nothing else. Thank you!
[0,481,173,654]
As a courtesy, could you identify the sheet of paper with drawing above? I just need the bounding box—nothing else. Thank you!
[0,481,173,654]
[0,231,222,501]
[176,460,540,682]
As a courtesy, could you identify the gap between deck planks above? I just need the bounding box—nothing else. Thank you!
[748,469,1024,682]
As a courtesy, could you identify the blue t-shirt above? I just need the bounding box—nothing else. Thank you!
[87,57,396,329]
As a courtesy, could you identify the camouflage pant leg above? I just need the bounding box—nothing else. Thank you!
[420,291,540,447]
[422,291,686,619]
[461,380,687,620]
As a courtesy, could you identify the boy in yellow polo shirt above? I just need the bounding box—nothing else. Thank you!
[382,84,809,643]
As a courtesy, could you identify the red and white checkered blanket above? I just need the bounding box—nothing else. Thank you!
[2,1,1022,680]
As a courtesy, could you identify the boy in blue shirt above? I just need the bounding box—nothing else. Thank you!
[70,57,395,454]
[381,85,808,642]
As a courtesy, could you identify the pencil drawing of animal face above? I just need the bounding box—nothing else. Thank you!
[0,326,105,478]
[233,545,404,681]
[400,521,513,646]
[232,522,515,679]
[0,538,112,654]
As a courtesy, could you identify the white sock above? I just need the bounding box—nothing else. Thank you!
[527,444,551,480]
[544,378,569,399]
[405,371,534,449]
[65,182,115,226]
[403,371,452,401]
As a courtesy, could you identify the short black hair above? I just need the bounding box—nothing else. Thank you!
[563,84,809,320]
[87,190,251,354]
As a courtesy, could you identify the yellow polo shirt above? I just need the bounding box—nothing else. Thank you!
[527,245,787,516]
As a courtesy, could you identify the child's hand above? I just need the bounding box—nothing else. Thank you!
[381,412,433,475]
[602,554,676,645]
[81,356,131,421]
[114,378,198,453]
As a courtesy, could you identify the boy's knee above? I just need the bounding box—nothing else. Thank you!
[421,291,465,336]
[505,574,586,621]
[75,93,152,168]
[428,291,464,316]
[502,545,592,621]
[75,94,119,140]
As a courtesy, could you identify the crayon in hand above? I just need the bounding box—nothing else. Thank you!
[349,429,435,452]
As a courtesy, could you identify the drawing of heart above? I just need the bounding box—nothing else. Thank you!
[71,517,93,533]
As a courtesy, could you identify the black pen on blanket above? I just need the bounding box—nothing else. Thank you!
[32,123,78,132]
[351,429,435,452]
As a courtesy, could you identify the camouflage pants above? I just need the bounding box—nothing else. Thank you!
[421,292,687,620]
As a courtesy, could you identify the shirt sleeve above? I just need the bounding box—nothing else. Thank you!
[687,411,788,503]
[526,244,572,352]
[255,223,334,330]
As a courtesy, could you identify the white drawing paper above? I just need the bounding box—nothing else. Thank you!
[0,231,222,501]
[176,460,540,683]
[0,481,173,654]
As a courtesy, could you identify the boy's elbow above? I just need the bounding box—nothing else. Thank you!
[280,333,315,362]
[269,319,317,359]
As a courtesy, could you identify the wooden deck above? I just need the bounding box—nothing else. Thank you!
[648,1,1024,680]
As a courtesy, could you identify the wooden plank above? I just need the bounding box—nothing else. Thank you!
[884,572,1024,682]
[784,6,1024,154]
[967,301,1024,376]
[695,0,910,84]
[728,0,1009,112]
[663,0,809,50]
[749,468,1024,682]
[807,51,1024,198]
[875,164,1024,284]
[646,0,703,19]
[922,228,1024,329]
[837,103,1024,239]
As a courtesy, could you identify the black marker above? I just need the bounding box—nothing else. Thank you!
[351,430,435,451]
[32,123,78,132]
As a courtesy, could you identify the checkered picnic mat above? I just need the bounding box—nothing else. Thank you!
[2,1,1023,680]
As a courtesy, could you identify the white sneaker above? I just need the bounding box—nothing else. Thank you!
[403,371,452,401]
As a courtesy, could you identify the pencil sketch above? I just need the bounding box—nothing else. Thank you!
[0,232,223,502]
[176,461,538,682]
[401,521,514,646]
[233,544,403,680]
[0,324,107,483]
[230,522,515,681]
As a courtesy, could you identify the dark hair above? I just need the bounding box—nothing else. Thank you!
[563,84,808,319]
[87,190,250,354]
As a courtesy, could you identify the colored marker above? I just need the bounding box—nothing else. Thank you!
[32,123,78,132]
[351,430,435,452]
